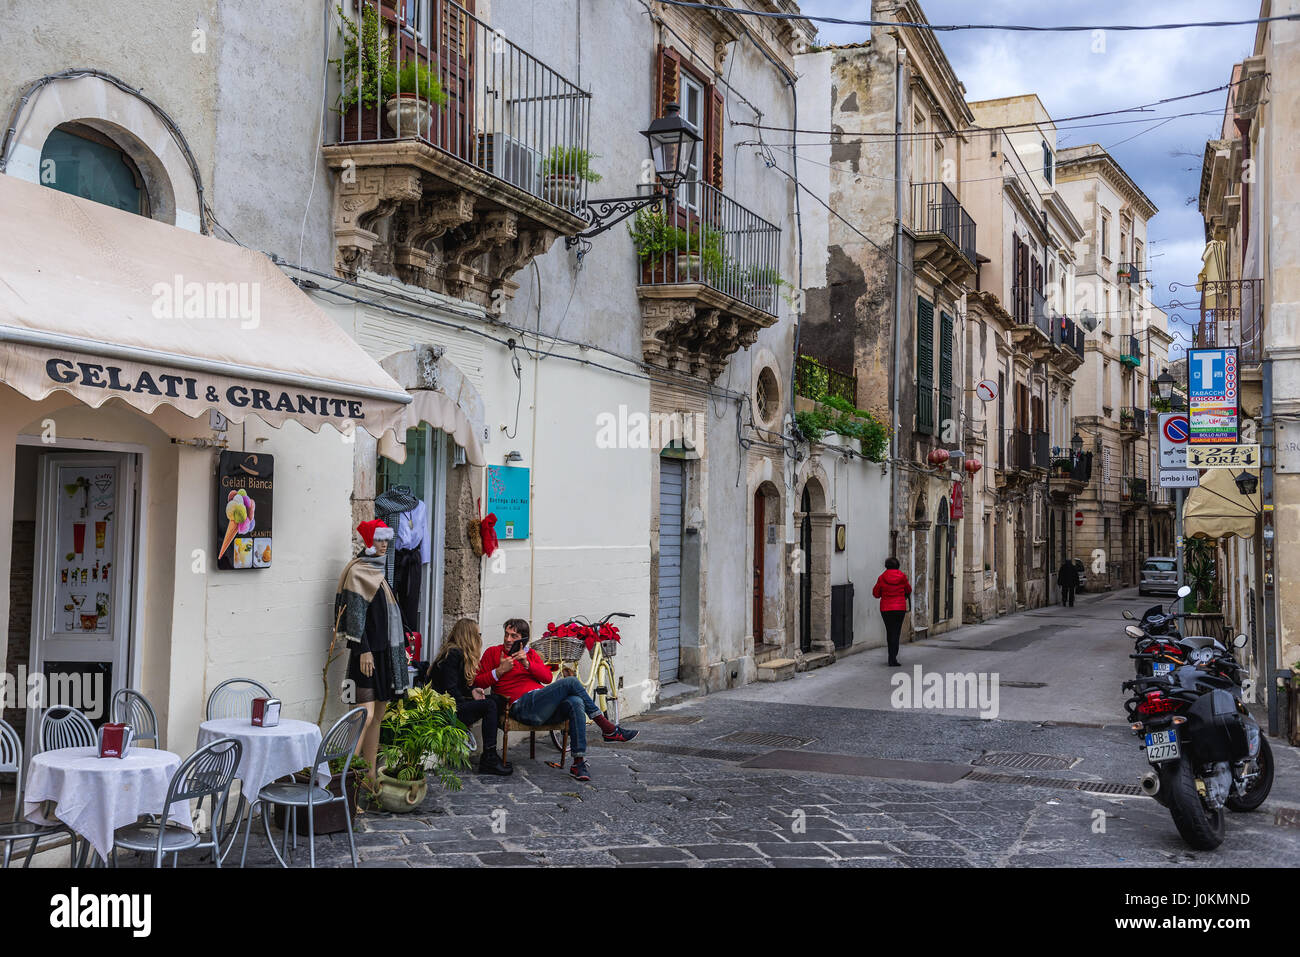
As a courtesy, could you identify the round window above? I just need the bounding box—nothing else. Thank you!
[755,367,780,427]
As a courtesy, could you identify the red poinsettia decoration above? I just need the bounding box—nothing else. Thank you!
[544,620,622,653]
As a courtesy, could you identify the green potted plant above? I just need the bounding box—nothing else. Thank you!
[381,61,448,138]
[1052,456,1073,475]
[376,685,470,812]
[542,146,601,208]
[333,3,391,141]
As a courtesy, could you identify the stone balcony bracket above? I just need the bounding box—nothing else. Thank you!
[323,140,587,309]
[637,283,775,380]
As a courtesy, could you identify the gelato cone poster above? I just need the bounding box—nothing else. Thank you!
[215,451,273,571]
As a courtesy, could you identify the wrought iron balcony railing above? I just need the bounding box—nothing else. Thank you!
[1119,407,1147,434]
[1011,286,1052,339]
[910,182,977,265]
[633,181,783,317]
[795,354,857,405]
[1007,428,1032,471]
[1185,277,1264,364]
[332,0,592,213]
[1120,334,1141,367]
[1033,430,1051,469]
[1123,476,1148,503]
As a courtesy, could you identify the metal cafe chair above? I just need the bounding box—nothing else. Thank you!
[205,677,272,721]
[111,689,160,749]
[38,706,96,752]
[110,737,243,869]
[0,719,70,868]
[241,706,367,869]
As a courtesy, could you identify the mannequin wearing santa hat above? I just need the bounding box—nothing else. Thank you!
[333,519,410,790]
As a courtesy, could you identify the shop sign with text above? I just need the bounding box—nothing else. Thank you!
[216,452,274,570]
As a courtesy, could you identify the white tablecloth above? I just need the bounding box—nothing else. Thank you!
[24,747,191,862]
[197,718,328,804]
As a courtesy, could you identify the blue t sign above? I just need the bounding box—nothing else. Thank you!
[1186,347,1239,444]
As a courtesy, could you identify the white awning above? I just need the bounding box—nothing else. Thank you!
[378,389,486,466]
[0,172,410,436]
[1184,467,1260,539]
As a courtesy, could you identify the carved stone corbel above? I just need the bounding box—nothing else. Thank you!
[333,166,423,276]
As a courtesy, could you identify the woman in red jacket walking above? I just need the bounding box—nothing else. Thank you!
[872,557,911,667]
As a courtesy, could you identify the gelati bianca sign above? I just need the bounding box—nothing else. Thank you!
[215,452,274,570]
[1186,347,1239,444]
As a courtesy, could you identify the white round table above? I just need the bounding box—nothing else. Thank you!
[196,718,327,802]
[24,747,190,863]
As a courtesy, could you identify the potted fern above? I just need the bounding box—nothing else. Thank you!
[382,61,448,139]
[543,146,601,208]
[376,686,470,812]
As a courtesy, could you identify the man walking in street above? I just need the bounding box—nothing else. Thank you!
[1057,558,1079,607]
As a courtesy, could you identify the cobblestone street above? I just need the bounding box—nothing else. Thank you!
[234,591,1300,869]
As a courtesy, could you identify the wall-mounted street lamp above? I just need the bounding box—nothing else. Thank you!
[1234,470,1259,496]
[565,103,702,250]
[1156,367,1174,402]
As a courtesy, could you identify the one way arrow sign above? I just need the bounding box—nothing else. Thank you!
[1186,444,1260,469]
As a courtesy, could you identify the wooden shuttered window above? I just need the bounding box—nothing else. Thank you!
[939,310,955,432]
[1013,235,1028,324]
[654,44,723,191]
[916,296,935,435]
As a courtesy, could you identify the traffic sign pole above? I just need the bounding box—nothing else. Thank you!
[1175,486,1185,615]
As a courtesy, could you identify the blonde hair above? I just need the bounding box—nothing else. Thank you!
[435,618,482,687]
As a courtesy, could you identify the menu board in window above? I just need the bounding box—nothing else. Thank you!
[54,465,116,634]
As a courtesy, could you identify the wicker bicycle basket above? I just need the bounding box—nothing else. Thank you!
[537,635,586,664]
[600,639,619,659]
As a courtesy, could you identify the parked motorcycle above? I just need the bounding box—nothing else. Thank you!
[1123,586,1190,677]
[1121,627,1274,850]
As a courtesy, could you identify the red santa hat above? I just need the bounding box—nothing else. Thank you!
[357,519,394,555]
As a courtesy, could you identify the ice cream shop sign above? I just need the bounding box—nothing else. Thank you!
[215,451,274,571]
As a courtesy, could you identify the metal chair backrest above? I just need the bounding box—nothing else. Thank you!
[166,738,242,809]
[205,678,272,721]
[0,719,25,823]
[111,690,159,748]
[315,707,368,786]
[39,707,96,753]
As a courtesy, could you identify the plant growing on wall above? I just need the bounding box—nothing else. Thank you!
[794,396,890,463]
[334,3,392,113]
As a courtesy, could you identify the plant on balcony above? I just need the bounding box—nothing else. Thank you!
[794,396,890,462]
[381,62,448,138]
[1052,457,1073,473]
[542,146,601,208]
[333,3,392,138]
[1119,408,1134,422]
[629,209,726,283]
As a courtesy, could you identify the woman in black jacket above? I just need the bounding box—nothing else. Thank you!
[431,619,512,775]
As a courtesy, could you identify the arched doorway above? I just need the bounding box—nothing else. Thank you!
[933,496,952,624]
[800,486,812,652]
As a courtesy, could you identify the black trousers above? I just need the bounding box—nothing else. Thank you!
[881,610,905,662]
[1061,584,1076,607]
[457,697,500,753]
[393,547,422,633]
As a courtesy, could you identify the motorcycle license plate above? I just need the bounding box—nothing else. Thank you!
[1153,662,1175,675]
[1144,729,1180,762]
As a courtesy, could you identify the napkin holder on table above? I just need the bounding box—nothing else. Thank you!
[97,723,134,759]
[251,697,282,728]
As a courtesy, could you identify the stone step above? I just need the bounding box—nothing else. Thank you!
[755,658,797,682]
[797,651,836,672]
[753,642,783,665]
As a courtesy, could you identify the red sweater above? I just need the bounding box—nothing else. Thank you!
[872,569,912,612]
[474,644,554,704]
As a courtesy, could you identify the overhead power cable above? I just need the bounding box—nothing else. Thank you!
[655,0,1300,34]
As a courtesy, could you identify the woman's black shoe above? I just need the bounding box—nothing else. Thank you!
[478,747,513,776]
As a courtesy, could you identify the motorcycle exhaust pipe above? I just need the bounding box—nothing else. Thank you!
[1140,771,1160,797]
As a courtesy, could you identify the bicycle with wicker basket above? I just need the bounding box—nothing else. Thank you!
[535,612,632,751]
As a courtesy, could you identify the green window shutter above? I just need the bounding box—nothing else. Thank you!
[940,310,954,431]
[916,296,935,434]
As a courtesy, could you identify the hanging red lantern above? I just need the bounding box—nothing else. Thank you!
[926,448,950,467]
[964,458,982,475]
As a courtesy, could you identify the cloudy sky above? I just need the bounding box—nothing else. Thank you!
[798,0,1261,358]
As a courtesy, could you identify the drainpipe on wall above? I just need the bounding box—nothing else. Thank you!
[890,45,907,557]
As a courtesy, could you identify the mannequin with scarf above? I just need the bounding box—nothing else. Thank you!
[334,519,410,787]
[374,486,427,637]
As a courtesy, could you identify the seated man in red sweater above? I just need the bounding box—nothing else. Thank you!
[474,618,638,781]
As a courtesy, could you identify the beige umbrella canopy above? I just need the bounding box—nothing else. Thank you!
[1184,468,1260,539]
